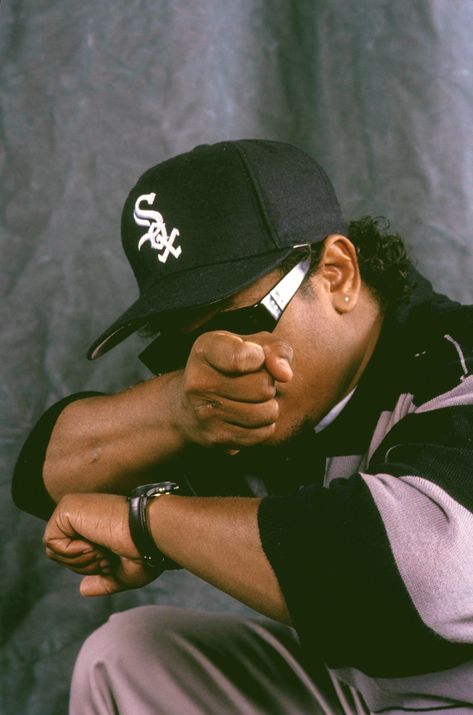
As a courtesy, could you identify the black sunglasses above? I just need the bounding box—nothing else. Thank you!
[139,252,311,376]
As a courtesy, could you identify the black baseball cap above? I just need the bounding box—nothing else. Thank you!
[87,139,346,359]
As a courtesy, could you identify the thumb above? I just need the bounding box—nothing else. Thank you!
[262,339,294,382]
[80,574,122,597]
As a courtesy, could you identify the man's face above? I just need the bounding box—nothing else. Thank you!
[217,267,360,444]
[142,236,381,446]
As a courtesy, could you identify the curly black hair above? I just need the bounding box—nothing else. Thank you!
[279,215,413,310]
[348,215,413,307]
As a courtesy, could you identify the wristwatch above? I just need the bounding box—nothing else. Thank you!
[128,481,180,569]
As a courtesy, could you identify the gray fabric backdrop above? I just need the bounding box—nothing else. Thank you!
[1,2,473,713]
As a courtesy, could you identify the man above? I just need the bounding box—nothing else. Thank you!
[13,140,473,714]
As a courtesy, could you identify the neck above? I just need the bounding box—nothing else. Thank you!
[342,292,384,399]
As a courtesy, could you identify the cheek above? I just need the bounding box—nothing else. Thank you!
[270,292,340,412]
[274,318,347,424]
[284,355,330,411]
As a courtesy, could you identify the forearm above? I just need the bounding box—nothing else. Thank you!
[148,495,291,624]
[23,330,292,514]
[44,373,186,501]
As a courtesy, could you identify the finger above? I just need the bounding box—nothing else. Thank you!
[193,395,279,429]
[207,422,276,449]
[193,332,266,375]
[46,549,98,568]
[45,541,108,562]
[47,550,113,574]
[195,369,277,403]
[196,331,294,381]
[60,561,113,577]
[45,541,110,571]
[43,535,91,554]
[262,338,294,382]
[80,558,156,596]
[70,560,114,576]
[80,574,124,597]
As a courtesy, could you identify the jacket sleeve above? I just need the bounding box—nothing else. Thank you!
[11,392,104,520]
[258,376,473,678]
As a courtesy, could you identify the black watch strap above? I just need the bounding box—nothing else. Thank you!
[128,481,180,569]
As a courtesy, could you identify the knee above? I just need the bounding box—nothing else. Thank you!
[73,605,185,675]
[70,605,188,706]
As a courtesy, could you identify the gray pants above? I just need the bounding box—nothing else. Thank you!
[69,605,369,715]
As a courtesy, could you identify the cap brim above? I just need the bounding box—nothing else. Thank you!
[87,248,295,359]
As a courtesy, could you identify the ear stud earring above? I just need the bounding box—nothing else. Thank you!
[344,296,350,303]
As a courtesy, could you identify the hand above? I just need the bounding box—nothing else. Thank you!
[43,493,159,597]
[173,331,293,450]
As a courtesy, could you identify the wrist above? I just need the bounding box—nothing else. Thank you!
[128,482,181,569]
[123,372,189,460]
[165,371,195,448]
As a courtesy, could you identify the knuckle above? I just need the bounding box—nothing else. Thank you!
[266,398,279,421]
[58,493,73,512]
[228,340,262,373]
[194,331,235,353]
[228,347,247,373]
[183,365,213,396]
[191,334,208,360]
[183,372,203,395]
[265,338,294,362]
[259,372,276,398]
[213,338,245,373]
[194,399,223,421]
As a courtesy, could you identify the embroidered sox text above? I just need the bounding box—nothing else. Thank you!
[134,193,182,263]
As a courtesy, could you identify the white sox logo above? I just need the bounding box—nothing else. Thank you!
[133,193,182,263]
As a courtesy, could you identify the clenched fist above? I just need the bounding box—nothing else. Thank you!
[172,330,294,450]
[43,493,157,597]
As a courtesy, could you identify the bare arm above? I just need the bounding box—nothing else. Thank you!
[43,492,291,625]
[148,495,290,622]
[44,372,186,501]
[44,331,293,503]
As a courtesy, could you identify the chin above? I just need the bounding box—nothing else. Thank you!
[265,417,311,448]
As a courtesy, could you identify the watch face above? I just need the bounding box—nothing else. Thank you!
[130,481,180,499]
[148,482,180,498]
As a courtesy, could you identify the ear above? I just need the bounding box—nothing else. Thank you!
[317,235,361,313]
